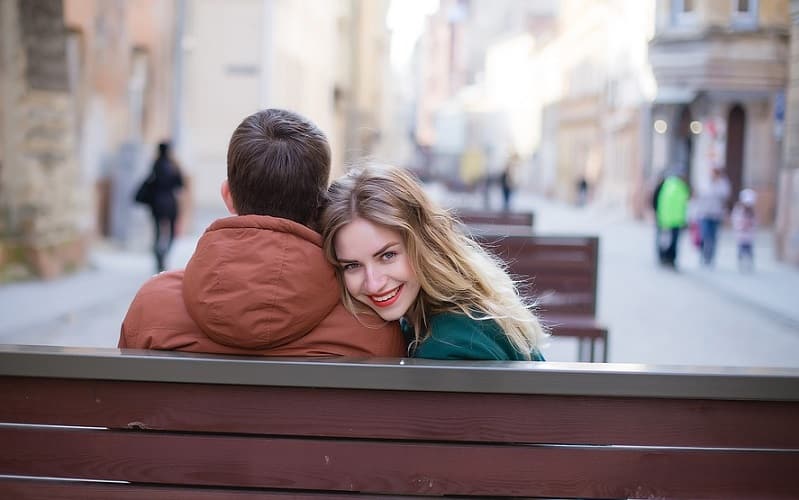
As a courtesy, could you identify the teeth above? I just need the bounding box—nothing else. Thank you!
[373,287,399,302]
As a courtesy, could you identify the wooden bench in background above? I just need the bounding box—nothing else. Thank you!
[454,209,534,235]
[2,345,798,499]
[477,234,608,362]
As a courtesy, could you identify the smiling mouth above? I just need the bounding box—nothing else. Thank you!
[369,285,403,308]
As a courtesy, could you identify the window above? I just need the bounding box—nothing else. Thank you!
[731,0,758,28]
[671,0,697,26]
[736,0,751,13]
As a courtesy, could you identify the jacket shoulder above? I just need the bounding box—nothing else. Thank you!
[120,271,198,349]
[298,303,406,357]
[416,313,510,360]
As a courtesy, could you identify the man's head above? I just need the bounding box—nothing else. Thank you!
[223,108,331,227]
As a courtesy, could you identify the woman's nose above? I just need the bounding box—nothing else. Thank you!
[363,267,387,294]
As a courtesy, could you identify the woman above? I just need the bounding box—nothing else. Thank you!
[321,165,546,361]
[143,141,184,272]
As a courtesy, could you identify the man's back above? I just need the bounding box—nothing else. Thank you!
[120,215,405,357]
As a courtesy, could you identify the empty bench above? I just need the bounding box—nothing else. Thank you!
[1,345,798,499]
[477,234,608,362]
[454,209,534,235]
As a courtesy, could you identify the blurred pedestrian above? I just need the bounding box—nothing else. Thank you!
[650,170,666,258]
[686,198,703,251]
[731,188,757,272]
[576,176,589,207]
[135,141,184,273]
[697,165,731,267]
[500,153,519,211]
[655,166,690,270]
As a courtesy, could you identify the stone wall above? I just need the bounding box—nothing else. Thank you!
[0,0,85,280]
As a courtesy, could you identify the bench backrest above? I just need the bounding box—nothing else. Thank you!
[2,345,798,499]
[455,209,534,235]
[477,234,599,316]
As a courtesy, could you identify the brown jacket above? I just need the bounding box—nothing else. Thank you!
[119,215,406,357]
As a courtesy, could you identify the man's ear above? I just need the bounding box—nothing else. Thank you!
[220,180,237,215]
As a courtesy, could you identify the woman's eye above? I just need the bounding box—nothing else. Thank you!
[342,263,360,272]
[381,251,397,261]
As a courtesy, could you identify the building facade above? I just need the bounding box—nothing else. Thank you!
[526,0,655,207]
[412,0,558,185]
[0,0,178,279]
[648,0,789,223]
[180,0,391,206]
[1,0,392,280]
[775,0,799,264]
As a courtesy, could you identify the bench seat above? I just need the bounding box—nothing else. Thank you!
[455,209,534,236]
[2,345,798,498]
[540,313,608,362]
[476,234,609,361]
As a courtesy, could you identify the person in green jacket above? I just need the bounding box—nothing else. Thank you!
[655,168,691,269]
[321,164,547,361]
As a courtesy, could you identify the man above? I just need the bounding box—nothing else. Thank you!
[697,165,731,266]
[656,166,690,270]
[120,109,406,356]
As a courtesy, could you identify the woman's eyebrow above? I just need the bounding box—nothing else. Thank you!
[372,242,400,258]
[337,242,401,263]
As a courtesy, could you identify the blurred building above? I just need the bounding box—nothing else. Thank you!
[776,0,799,264]
[180,0,392,206]
[0,0,178,279]
[411,0,558,186]
[648,0,789,224]
[410,0,657,209]
[1,0,393,280]
[525,0,656,207]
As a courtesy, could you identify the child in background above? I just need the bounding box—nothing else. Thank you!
[731,189,757,272]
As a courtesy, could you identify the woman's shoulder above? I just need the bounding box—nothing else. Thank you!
[428,312,502,337]
[424,312,544,361]
[415,312,508,360]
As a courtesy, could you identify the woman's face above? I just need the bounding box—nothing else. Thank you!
[333,217,421,321]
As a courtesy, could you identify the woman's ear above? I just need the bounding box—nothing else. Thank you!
[220,180,237,215]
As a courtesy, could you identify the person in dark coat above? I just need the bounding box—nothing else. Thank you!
[500,153,519,212]
[146,141,184,272]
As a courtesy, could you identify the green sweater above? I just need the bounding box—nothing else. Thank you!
[407,312,545,361]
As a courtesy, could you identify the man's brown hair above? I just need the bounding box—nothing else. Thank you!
[226,108,331,226]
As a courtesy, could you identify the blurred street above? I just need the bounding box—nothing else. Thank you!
[1,186,798,367]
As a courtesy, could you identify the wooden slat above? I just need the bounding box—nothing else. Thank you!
[540,315,607,339]
[0,478,415,499]
[477,235,600,316]
[2,377,798,448]
[455,210,534,228]
[1,426,796,498]
[4,347,799,400]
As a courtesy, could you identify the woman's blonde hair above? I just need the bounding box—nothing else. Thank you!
[321,164,547,359]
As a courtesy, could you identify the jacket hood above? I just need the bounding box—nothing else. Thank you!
[183,215,339,349]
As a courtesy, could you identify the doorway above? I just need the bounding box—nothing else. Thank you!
[725,104,745,210]
[675,106,694,189]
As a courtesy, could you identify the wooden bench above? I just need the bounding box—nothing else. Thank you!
[454,209,534,235]
[1,345,798,499]
[476,234,608,362]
